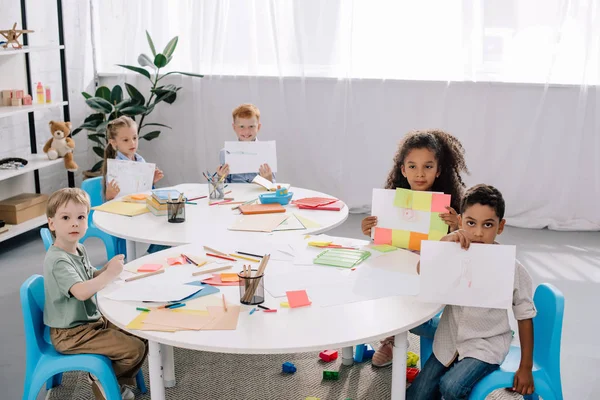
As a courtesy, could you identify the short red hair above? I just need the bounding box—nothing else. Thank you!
[232,103,260,121]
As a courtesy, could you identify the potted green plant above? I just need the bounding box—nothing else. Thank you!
[73,31,203,176]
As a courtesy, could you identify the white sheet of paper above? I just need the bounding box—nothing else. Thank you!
[272,213,306,231]
[229,214,289,233]
[224,141,278,173]
[419,241,516,309]
[106,159,155,197]
[371,188,432,234]
[105,283,202,302]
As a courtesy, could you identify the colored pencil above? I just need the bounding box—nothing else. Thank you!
[191,265,232,276]
[237,251,263,259]
[206,253,237,262]
[203,246,228,256]
[222,294,228,312]
[125,269,165,282]
[229,253,260,263]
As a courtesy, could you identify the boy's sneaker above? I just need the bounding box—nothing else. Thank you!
[87,373,135,400]
[372,336,395,367]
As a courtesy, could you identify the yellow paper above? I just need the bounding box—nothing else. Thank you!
[412,191,433,211]
[391,230,411,249]
[92,201,149,217]
[295,214,322,229]
[308,241,332,247]
[280,302,290,308]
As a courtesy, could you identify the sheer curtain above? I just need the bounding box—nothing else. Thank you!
[91,0,600,230]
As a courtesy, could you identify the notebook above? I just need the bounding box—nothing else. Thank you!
[239,203,286,215]
[252,175,290,191]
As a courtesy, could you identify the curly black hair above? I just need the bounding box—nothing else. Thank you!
[461,184,505,220]
[384,129,469,211]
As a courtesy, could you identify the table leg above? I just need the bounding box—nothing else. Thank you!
[342,346,354,366]
[148,341,166,400]
[126,239,137,262]
[161,344,176,387]
[391,331,408,400]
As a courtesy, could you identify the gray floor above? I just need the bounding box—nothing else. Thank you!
[1,214,599,399]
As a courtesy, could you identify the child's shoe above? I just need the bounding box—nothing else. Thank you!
[88,374,136,400]
[372,336,395,367]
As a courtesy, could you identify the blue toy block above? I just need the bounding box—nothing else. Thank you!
[364,344,375,360]
[282,361,297,374]
[354,344,366,363]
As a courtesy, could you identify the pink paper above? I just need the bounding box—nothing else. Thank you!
[201,274,241,287]
[137,264,163,273]
[286,290,312,308]
[167,256,186,266]
[373,227,392,245]
[431,193,452,213]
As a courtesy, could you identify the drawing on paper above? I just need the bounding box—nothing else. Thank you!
[106,159,155,197]
[371,188,452,252]
[453,257,473,289]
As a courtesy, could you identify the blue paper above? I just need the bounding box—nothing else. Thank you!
[180,281,220,301]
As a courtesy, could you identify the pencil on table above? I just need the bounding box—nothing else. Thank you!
[222,293,228,312]
[125,269,165,282]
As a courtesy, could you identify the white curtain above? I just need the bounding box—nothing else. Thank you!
[90,0,600,230]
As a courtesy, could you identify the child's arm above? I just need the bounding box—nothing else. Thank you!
[105,179,120,201]
[361,216,377,237]
[513,318,535,395]
[217,164,230,178]
[93,255,124,277]
[153,168,164,184]
[70,256,123,301]
[440,206,460,232]
[259,164,273,182]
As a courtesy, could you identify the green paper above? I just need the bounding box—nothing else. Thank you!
[393,188,413,208]
[314,248,371,268]
[370,244,399,253]
[391,229,411,249]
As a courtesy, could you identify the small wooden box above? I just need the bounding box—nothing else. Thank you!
[0,193,48,225]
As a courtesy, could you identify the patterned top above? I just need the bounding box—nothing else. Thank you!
[432,260,537,366]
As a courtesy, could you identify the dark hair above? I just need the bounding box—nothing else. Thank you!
[460,184,505,220]
[385,129,469,211]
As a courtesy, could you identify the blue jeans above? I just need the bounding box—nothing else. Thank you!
[147,244,170,254]
[407,353,498,400]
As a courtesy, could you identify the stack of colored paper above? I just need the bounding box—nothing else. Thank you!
[313,248,371,268]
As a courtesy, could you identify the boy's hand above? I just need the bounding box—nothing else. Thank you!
[259,164,273,182]
[440,229,475,250]
[105,254,125,278]
[361,216,378,237]
[106,179,120,201]
[512,367,535,395]
[217,164,230,178]
[153,168,164,184]
[440,206,459,231]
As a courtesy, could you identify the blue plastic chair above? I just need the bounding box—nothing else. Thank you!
[470,283,564,400]
[40,227,115,267]
[82,176,127,257]
[20,275,147,399]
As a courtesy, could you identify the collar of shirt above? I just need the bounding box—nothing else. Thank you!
[116,150,145,162]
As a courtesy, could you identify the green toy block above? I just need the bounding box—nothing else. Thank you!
[322,370,340,380]
[305,397,320,400]
[407,351,420,368]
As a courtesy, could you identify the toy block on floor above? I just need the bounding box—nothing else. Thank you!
[407,351,419,368]
[354,344,366,362]
[364,344,375,360]
[407,367,420,383]
[319,350,338,362]
[322,370,340,381]
[282,361,297,374]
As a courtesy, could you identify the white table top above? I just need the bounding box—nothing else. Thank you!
[93,183,349,246]
[98,238,442,355]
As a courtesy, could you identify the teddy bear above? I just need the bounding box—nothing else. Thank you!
[43,120,78,172]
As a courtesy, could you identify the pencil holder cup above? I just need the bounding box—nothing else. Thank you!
[209,180,225,201]
[238,270,265,305]
[167,200,185,223]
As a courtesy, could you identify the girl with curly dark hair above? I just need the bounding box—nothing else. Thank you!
[362,129,469,237]
[366,130,470,368]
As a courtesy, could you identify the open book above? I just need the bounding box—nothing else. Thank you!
[252,175,290,191]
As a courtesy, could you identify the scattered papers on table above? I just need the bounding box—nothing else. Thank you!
[137,264,163,273]
[92,201,149,217]
[313,248,371,269]
[286,290,312,308]
[229,214,289,233]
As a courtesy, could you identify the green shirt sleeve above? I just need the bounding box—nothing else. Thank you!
[51,259,85,298]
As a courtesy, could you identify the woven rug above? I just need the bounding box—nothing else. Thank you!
[46,334,526,400]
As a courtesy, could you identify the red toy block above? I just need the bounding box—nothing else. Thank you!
[319,350,338,362]
[406,367,420,383]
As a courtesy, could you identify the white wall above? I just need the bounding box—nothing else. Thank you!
[0,0,93,201]
[98,73,600,231]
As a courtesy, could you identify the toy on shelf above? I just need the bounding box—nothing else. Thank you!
[282,361,296,374]
[319,350,338,362]
[406,351,419,368]
[406,367,420,383]
[0,23,34,49]
[259,185,293,205]
[322,370,340,381]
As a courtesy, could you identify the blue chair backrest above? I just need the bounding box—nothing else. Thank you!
[20,275,47,373]
[40,228,53,251]
[82,176,104,208]
[533,283,564,394]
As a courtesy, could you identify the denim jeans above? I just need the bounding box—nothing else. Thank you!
[407,353,499,400]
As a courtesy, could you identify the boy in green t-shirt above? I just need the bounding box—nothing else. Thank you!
[44,188,146,400]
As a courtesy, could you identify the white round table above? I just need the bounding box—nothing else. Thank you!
[94,183,349,260]
[98,237,442,400]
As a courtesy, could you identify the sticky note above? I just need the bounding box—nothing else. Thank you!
[431,193,451,213]
[429,213,448,235]
[428,229,446,241]
[393,188,413,208]
[373,227,392,245]
[280,302,289,308]
[391,230,411,249]
[286,290,312,308]
[167,256,186,266]
[412,191,433,211]
[137,264,162,273]
[308,241,332,247]
[370,244,398,253]
[408,232,429,252]
[220,273,240,282]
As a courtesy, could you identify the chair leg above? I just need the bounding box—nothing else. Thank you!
[420,336,434,366]
[45,373,63,390]
[135,369,147,394]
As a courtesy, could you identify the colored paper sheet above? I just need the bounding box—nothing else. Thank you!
[92,201,149,217]
[393,188,413,208]
[431,193,452,213]
[167,256,187,266]
[286,290,312,308]
[412,191,433,211]
[201,274,241,287]
[143,309,214,330]
[137,264,163,273]
[294,213,321,228]
[203,305,241,330]
[429,213,448,237]
[408,232,429,252]
[370,244,399,253]
[391,230,411,249]
[220,273,240,282]
[373,227,392,245]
